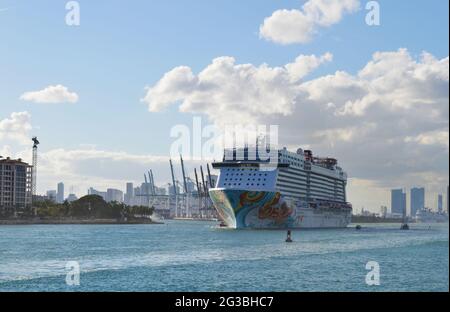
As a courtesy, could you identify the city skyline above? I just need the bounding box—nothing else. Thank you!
[389,186,448,216]
[1,0,449,213]
[40,177,449,215]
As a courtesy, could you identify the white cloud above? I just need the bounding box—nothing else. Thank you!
[20,85,79,104]
[313,123,376,143]
[143,53,333,125]
[37,148,170,194]
[286,52,333,81]
[259,0,360,45]
[405,129,449,148]
[338,50,450,116]
[143,49,449,211]
[0,111,32,145]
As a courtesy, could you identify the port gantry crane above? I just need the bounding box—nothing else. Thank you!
[137,156,217,219]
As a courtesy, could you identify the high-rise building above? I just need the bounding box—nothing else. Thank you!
[46,190,57,202]
[106,188,123,203]
[126,183,134,196]
[125,182,134,205]
[391,189,406,215]
[57,182,64,203]
[410,187,425,217]
[140,182,151,196]
[447,185,449,213]
[0,157,32,213]
[438,194,443,213]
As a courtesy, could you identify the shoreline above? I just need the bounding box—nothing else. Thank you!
[0,218,164,225]
[351,216,411,223]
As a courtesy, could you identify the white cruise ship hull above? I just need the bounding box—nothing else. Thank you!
[210,189,352,229]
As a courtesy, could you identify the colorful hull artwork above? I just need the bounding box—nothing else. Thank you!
[209,189,352,229]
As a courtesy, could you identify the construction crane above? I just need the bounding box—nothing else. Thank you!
[194,168,200,195]
[169,159,177,196]
[180,155,188,195]
[31,137,40,196]
[207,163,213,189]
[149,170,156,195]
[194,168,203,216]
[200,166,207,196]
[147,171,154,196]
[144,173,149,195]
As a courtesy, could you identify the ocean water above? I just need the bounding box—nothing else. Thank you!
[0,221,448,292]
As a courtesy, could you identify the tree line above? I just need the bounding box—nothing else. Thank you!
[28,195,154,220]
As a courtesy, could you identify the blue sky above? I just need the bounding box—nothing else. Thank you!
[1,0,448,211]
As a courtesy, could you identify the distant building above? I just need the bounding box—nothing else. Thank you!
[391,189,406,215]
[106,188,123,203]
[438,194,443,213]
[126,183,134,195]
[57,182,64,203]
[46,190,57,202]
[410,187,425,217]
[384,212,404,219]
[186,180,196,193]
[124,182,134,205]
[360,207,374,217]
[66,194,78,203]
[140,183,151,196]
[88,187,107,201]
[447,186,449,213]
[168,184,180,196]
[0,157,32,213]
[155,186,166,195]
[380,206,388,218]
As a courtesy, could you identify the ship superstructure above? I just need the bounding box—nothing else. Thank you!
[209,147,352,229]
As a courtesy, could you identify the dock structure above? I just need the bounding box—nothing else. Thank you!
[137,156,217,220]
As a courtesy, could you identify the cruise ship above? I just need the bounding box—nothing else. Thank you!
[415,208,449,223]
[209,147,352,229]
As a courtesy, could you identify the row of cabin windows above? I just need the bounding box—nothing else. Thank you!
[226,173,268,177]
[225,178,267,182]
[222,183,267,187]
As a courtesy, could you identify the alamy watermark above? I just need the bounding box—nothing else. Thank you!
[170,117,279,167]
[366,1,381,26]
[65,261,80,286]
[65,1,80,26]
[365,261,380,286]
[63,1,379,27]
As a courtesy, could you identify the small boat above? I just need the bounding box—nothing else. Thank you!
[400,223,409,230]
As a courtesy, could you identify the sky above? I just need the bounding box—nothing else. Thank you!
[0,0,448,212]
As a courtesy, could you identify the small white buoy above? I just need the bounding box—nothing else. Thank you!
[285,230,293,243]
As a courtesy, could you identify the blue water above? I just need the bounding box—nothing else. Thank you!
[0,221,448,291]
